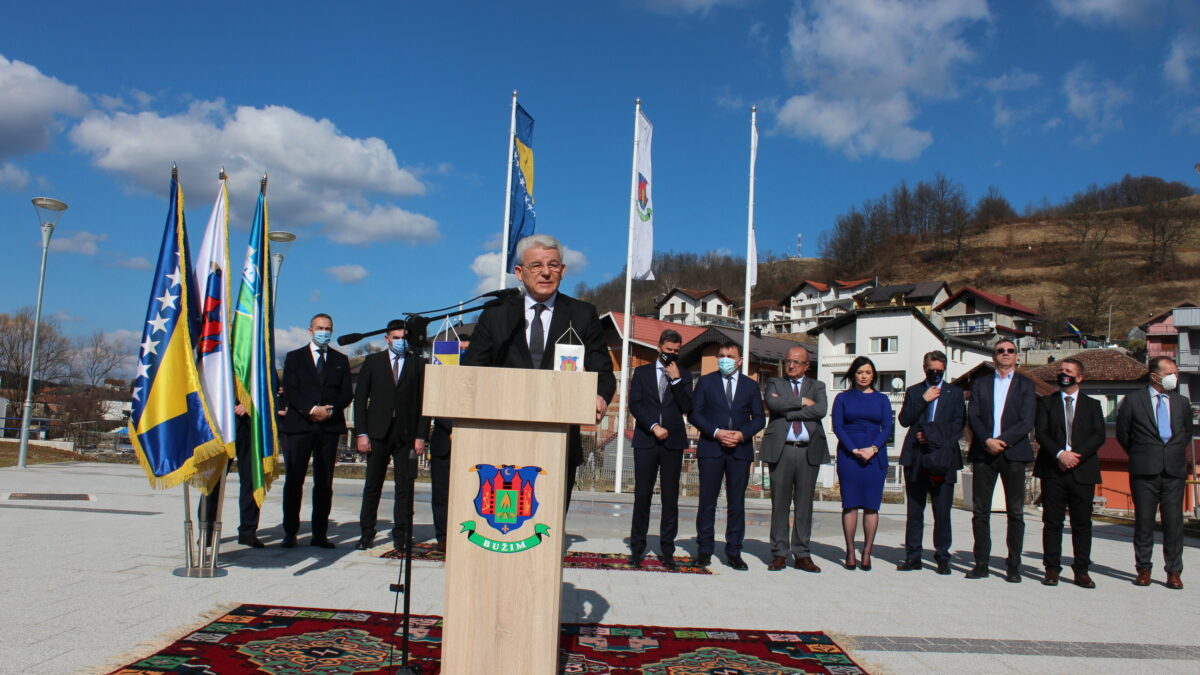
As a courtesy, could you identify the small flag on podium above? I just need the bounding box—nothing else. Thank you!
[432,341,462,366]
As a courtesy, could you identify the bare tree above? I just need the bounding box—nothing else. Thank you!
[76,331,125,388]
[0,308,73,397]
[1135,198,1195,270]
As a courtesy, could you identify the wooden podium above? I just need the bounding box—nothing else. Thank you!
[423,365,598,674]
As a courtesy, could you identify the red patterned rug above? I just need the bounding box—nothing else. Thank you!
[382,544,712,575]
[112,604,869,674]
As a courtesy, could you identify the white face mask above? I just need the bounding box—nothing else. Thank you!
[1159,373,1178,391]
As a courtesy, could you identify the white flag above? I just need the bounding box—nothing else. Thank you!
[747,114,758,289]
[193,177,236,458]
[630,109,654,281]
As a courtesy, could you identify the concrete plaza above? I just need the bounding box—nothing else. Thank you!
[1,461,1196,674]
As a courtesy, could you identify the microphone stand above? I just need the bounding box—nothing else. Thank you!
[340,290,516,675]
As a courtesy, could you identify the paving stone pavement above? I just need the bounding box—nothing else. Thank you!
[1,462,1197,674]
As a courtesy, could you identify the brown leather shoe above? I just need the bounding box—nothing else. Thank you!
[793,556,821,573]
[1074,573,1095,589]
[767,555,788,571]
[1041,569,1059,586]
[1133,569,1152,586]
[1166,572,1183,590]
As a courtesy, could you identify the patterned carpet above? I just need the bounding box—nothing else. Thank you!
[381,543,713,575]
[111,603,869,674]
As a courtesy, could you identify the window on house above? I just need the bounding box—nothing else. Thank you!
[870,336,898,353]
[833,374,849,391]
[965,298,975,314]
[876,372,905,394]
[701,301,708,313]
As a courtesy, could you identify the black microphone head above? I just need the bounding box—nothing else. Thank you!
[486,287,521,299]
[336,333,362,346]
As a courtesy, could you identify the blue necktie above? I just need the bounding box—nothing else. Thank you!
[1156,394,1172,443]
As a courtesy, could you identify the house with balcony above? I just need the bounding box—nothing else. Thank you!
[806,306,992,468]
[655,288,740,328]
[781,278,875,334]
[933,286,1041,348]
[1140,302,1199,403]
[747,299,787,333]
[856,280,951,317]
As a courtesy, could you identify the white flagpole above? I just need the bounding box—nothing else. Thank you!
[498,90,518,290]
[741,106,757,376]
[614,98,642,495]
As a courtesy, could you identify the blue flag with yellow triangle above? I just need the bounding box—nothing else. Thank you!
[128,171,228,492]
[506,103,535,266]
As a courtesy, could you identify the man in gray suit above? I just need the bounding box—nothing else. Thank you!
[1116,356,1194,590]
[762,345,828,572]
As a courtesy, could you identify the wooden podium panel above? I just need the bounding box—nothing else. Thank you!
[423,366,598,674]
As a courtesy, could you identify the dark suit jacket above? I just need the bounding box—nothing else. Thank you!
[761,375,829,466]
[689,371,766,461]
[461,292,616,467]
[898,381,965,481]
[1116,388,1195,478]
[1034,391,1104,484]
[628,362,693,450]
[280,344,353,434]
[353,350,429,445]
[967,370,1037,462]
[429,418,453,459]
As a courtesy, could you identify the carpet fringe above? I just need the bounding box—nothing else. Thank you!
[87,602,241,675]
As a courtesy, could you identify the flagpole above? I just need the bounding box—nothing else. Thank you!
[614,99,642,495]
[498,90,518,290]
[741,107,757,376]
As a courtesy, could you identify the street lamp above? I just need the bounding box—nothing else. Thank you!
[267,230,296,311]
[18,197,68,468]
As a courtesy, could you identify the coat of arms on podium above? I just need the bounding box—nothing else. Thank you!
[460,464,551,553]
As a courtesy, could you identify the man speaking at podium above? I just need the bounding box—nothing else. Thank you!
[463,234,615,511]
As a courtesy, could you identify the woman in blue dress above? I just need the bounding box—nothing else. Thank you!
[832,356,893,571]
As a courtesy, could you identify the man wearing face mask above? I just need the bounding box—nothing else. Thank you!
[897,351,965,575]
[353,319,428,551]
[1034,358,1104,588]
[689,341,766,570]
[1116,356,1193,590]
[280,313,354,549]
[626,329,694,570]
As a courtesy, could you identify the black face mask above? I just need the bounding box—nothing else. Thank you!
[1057,373,1077,388]
[659,352,678,366]
[925,370,944,385]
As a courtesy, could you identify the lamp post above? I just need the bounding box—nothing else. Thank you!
[18,197,68,468]
[267,230,296,311]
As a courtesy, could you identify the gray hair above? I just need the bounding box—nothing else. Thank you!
[515,234,564,265]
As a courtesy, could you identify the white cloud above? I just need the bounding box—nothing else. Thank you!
[0,54,88,159]
[108,255,153,270]
[985,68,1042,94]
[1063,63,1130,145]
[777,0,989,160]
[469,245,589,296]
[326,264,369,283]
[273,326,313,355]
[1164,36,1198,90]
[104,328,143,381]
[69,100,439,246]
[50,310,78,322]
[642,0,742,15]
[1049,0,1152,25]
[309,289,321,303]
[0,161,29,190]
[48,230,107,255]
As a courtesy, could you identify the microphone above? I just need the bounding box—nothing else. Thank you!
[337,333,363,346]
[482,287,521,300]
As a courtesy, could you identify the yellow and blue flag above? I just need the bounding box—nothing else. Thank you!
[231,189,281,506]
[129,171,228,491]
[506,103,535,266]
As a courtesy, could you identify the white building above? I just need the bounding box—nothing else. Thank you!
[808,306,993,470]
[747,300,786,334]
[781,278,876,334]
[656,288,739,328]
[934,286,1041,349]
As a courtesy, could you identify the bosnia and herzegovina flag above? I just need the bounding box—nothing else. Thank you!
[1067,321,1085,345]
[506,103,535,266]
[230,189,281,506]
[193,175,237,467]
[129,171,228,491]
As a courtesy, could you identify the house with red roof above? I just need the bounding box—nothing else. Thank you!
[780,277,876,334]
[933,286,1041,348]
[1139,302,1199,404]
[654,288,739,328]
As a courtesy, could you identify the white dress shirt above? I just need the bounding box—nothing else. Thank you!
[785,377,811,443]
[991,369,1014,439]
[524,292,557,346]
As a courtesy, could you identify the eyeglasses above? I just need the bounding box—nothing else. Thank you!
[520,261,562,274]
[784,360,808,366]
[994,348,1016,354]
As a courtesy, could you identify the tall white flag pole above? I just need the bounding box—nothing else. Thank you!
[614,98,643,495]
[741,106,758,375]
[498,90,518,290]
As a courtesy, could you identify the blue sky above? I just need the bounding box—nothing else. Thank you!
[1,1,1198,377]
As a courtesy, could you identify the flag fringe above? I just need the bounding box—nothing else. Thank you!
[129,428,230,494]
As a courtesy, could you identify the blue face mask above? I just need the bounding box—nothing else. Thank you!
[390,338,408,355]
[312,330,332,346]
[718,357,737,375]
